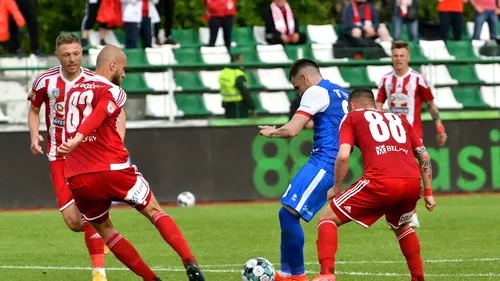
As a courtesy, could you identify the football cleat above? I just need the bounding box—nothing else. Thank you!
[275,271,289,281]
[92,272,107,281]
[312,273,336,281]
[104,244,111,255]
[186,260,205,281]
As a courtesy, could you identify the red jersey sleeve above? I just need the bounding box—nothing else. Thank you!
[339,114,355,147]
[98,86,127,117]
[27,75,47,108]
[376,77,387,103]
[417,76,434,102]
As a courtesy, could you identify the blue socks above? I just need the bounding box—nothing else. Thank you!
[279,207,305,276]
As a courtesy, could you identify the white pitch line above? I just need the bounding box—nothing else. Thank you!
[0,266,499,277]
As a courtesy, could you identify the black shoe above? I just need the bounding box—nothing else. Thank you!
[186,260,205,281]
[81,38,89,47]
[100,39,106,46]
[164,36,179,45]
[155,278,162,281]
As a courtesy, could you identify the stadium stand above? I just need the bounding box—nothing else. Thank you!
[1,24,500,121]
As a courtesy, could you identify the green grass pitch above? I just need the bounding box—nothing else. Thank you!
[0,195,499,281]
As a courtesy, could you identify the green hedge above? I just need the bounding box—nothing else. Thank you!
[32,0,474,53]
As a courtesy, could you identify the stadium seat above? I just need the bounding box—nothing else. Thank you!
[123,49,149,67]
[171,28,200,47]
[199,70,221,90]
[174,71,207,91]
[246,70,265,90]
[306,24,338,44]
[0,55,47,78]
[479,86,500,107]
[145,46,177,65]
[446,40,477,59]
[145,94,184,117]
[231,46,261,63]
[173,47,204,65]
[202,93,225,115]
[88,48,100,66]
[420,65,458,86]
[311,44,349,62]
[475,63,500,84]
[285,45,313,60]
[253,26,268,45]
[447,64,483,85]
[366,65,393,85]
[89,30,124,48]
[339,66,374,87]
[466,22,490,40]
[433,87,463,109]
[232,26,257,46]
[121,73,152,93]
[378,40,393,57]
[371,88,389,110]
[419,40,455,60]
[408,42,427,61]
[143,72,181,92]
[257,45,292,63]
[251,93,269,114]
[0,108,8,123]
[257,68,293,90]
[175,94,211,116]
[319,67,350,88]
[259,91,291,114]
[199,27,236,47]
[452,87,489,108]
[200,46,231,64]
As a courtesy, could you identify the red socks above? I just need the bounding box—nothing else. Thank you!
[104,231,157,281]
[397,228,424,280]
[316,219,338,274]
[81,222,105,270]
[151,212,195,266]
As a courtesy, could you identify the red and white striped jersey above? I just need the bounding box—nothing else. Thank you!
[376,68,434,138]
[27,66,95,161]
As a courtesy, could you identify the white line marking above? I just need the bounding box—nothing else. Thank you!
[0,266,499,277]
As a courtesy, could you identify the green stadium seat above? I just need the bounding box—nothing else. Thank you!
[285,45,313,60]
[339,67,374,88]
[123,49,149,67]
[251,93,268,114]
[447,65,483,85]
[175,94,211,116]
[231,46,260,63]
[446,40,477,59]
[122,73,152,93]
[232,26,257,46]
[452,87,489,108]
[288,91,298,102]
[174,71,207,91]
[408,41,427,61]
[246,70,265,90]
[171,28,200,47]
[173,47,203,65]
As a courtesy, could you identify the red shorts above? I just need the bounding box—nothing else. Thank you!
[49,160,74,211]
[67,165,152,224]
[332,177,422,229]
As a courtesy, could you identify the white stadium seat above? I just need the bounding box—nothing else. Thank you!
[257,45,291,63]
[145,94,184,118]
[366,65,393,84]
[480,86,500,108]
[202,93,225,115]
[199,70,222,90]
[467,22,490,40]
[257,68,293,90]
[259,92,291,114]
[475,64,500,84]
[311,44,348,62]
[200,46,231,64]
[143,72,181,92]
[419,40,455,60]
[319,67,350,88]
[420,65,458,86]
[253,26,268,45]
[145,46,178,65]
[307,24,338,44]
[433,87,463,109]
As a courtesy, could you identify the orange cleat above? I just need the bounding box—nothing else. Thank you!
[312,274,336,281]
[104,244,110,255]
[92,271,107,281]
[275,271,288,281]
[275,272,309,281]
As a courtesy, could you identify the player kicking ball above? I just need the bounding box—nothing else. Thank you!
[56,45,205,281]
[259,59,349,281]
[27,34,113,281]
[312,89,436,281]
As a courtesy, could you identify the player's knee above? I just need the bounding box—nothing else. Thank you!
[65,217,84,232]
[280,205,299,218]
[392,223,411,237]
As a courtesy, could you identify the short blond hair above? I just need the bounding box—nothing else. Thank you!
[55,34,81,48]
[391,40,409,51]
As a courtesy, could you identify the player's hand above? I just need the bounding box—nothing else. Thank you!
[437,131,447,146]
[424,195,436,212]
[327,187,340,201]
[57,134,83,156]
[30,135,44,155]
[258,125,276,138]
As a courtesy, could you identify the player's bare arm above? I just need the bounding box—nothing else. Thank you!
[415,145,436,211]
[329,143,352,200]
[259,114,310,138]
[426,100,447,146]
[28,102,44,154]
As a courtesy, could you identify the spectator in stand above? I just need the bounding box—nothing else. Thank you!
[153,0,178,45]
[438,0,467,40]
[264,0,307,45]
[7,0,44,56]
[81,0,110,47]
[121,0,160,49]
[203,0,236,50]
[342,0,391,42]
[391,0,419,41]
[0,0,25,49]
[469,0,499,40]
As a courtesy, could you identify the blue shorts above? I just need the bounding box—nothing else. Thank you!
[281,163,334,222]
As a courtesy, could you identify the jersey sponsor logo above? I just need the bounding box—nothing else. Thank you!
[399,211,414,225]
[107,101,117,114]
[302,206,313,217]
[125,178,149,205]
[375,145,409,155]
[390,107,409,115]
[53,117,65,127]
[82,135,97,142]
[55,102,65,114]
[390,92,409,105]
[74,82,102,90]
[50,88,60,99]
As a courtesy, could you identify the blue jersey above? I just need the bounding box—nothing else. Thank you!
[296,79,349,173]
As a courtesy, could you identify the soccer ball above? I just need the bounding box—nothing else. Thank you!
[241,257,275,281]
[177,191,195,207]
